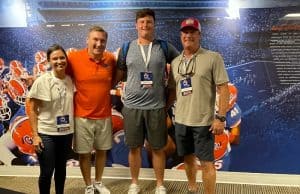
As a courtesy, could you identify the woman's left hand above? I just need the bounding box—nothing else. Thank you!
[33,135,44,153]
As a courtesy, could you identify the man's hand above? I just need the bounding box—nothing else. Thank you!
[210,119,225,135]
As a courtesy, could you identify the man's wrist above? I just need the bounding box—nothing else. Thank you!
[215,114,226,122]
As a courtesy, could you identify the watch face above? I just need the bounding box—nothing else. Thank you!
[216,115,226,122]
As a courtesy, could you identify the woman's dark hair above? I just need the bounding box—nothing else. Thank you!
[136,8,155,22]
[46,44,67,61]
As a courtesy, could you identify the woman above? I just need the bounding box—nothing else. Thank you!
[28,44,74,194]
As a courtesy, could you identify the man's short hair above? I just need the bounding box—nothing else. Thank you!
[88,25,108,38]
[136,8,155,22]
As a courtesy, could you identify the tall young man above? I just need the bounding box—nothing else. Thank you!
[115,8,179,194]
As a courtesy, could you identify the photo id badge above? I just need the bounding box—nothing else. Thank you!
[180,77,192,96]
[56,115,70,132]
[140,72,153,88]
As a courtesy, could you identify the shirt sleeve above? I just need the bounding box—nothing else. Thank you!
[28,75,51,101]
[212,52,230,85]
[167,42,180,64]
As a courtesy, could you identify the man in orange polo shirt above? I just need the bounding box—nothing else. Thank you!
[68,26,116,194]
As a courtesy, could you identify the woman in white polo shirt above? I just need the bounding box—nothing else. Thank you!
[28,44,74,194]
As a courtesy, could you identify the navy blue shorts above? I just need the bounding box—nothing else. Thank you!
[175,123,214,161]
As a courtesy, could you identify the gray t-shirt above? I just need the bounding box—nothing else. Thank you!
[117,39,179,109]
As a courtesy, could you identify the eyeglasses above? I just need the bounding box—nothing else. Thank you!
[177,55,196,77]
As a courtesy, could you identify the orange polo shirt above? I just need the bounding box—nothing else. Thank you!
[67,49,116,119]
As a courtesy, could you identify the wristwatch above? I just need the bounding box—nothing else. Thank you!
[215,115,226,122]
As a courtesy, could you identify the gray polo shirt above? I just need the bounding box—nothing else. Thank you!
[171,48,229,126]
[117,39,179,109]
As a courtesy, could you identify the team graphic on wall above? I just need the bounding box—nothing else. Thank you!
[0,2,299,174]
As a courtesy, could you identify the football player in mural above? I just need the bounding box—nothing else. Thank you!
[8,60,29,80]
[5,59,32,130]
[0,58,27,165]
[0,59,28,132]
[213,83,241,170]
[5,60,33,108]
[0,125,36,166]
[0,50,51,166]
[0,99,38,166]
[32,50,49,79]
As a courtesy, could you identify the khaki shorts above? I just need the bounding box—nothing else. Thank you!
[73,117,112,154]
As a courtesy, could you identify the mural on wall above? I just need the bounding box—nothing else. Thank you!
[0,0,299,174]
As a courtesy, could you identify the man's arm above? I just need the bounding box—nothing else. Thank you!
[113,46,127,87]
[113,69,125,87]
[216,82,230,117]
[211,82,229,135]
[166,67,177,111]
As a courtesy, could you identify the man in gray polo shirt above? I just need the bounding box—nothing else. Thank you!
[115,8,179,194]
[171,18,230,194]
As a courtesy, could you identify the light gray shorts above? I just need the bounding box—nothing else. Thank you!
[73,117,112,154]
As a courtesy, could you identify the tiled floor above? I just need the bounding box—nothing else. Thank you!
[0,166,300,194]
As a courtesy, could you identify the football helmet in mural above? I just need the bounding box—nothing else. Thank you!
[10,116,35,155]
[33,62,49,78]
[6,79,28,106]
[33,51,49,78]
[214,132,230,161]
[111,108,124,134]
[9,60,29,79]
[34,51,47,64]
